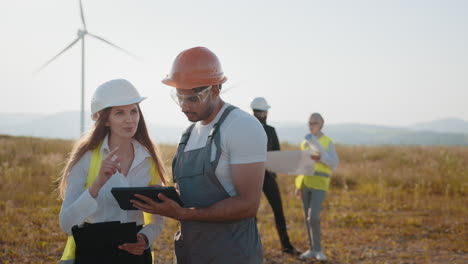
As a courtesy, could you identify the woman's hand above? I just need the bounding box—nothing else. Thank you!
[118,233,148,255]
[311,153,321,161]
[89,147,122,198]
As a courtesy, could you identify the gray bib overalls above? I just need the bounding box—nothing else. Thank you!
[172,106,263,264]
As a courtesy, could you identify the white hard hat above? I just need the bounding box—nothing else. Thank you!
[250,97,270,111]
[91,79,146,121]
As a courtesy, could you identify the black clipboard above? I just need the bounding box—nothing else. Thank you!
[111,186,183,210]
[72,221,137,257]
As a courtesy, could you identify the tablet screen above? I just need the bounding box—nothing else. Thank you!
[111,186,183,210]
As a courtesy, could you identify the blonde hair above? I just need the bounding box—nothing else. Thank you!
[58,105,167,199]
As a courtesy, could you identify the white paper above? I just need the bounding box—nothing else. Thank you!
[265,150,316,175]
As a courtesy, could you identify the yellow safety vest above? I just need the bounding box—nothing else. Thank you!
[60,142,159,263]
[295,135,333,191]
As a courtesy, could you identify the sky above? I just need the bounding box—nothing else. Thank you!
[1,0,467,128]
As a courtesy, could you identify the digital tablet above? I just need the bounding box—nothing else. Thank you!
[111,186,183,210]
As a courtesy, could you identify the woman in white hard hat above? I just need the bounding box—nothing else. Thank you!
[295,113,339,262]
[57,79,167,264]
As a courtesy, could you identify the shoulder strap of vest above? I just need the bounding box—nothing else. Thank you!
[144,158,158,231]
[148,158,159,185]
[318,135,332,150]
[85,141,104,188]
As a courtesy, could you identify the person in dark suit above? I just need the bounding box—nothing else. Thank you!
[250,97,300,255]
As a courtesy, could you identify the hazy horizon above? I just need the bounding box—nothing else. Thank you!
[2,0,467,127]
[0,110,467,128]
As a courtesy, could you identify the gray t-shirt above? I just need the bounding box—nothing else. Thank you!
[184,103,267,196]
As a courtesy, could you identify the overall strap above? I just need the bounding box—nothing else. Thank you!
[208,105,237,170]
[177,124,195,153]
[172,124,195,182]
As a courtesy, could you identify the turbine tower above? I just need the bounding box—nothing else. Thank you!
[37,0,139,135]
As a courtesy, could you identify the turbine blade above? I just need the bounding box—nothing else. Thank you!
[88,33,141,61]
[36,36,81,72]
[79,0,87,30]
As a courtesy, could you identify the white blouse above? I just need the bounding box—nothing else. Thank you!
[59,135,164,247]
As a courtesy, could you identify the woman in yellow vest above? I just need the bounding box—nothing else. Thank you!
[295,113,339,261]
[57,79,167,264]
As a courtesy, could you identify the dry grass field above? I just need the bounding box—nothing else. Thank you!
[0,135,467,263]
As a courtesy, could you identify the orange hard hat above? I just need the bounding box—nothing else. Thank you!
[162,47,227,89]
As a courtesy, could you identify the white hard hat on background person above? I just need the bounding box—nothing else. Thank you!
[91,79,146,121]
[250,97,271,111]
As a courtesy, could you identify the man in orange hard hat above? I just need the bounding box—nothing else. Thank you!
[132,47,267,263]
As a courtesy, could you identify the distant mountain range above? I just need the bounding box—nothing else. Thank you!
[1,112,468,146]
[0,112,184,143]
[272,122,468,146]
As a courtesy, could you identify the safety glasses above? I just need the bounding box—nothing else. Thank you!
[170,86,213,107]
[309,121,320,126]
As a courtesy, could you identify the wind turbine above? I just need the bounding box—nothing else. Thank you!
[37,0,139,135]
